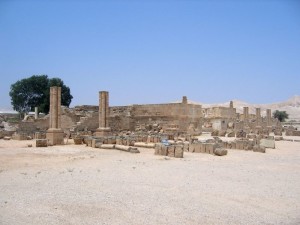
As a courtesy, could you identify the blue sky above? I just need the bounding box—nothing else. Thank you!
[0,0,299,108]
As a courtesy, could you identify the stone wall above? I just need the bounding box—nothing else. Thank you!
[108,103,203,133]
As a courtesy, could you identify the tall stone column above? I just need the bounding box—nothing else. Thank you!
[95,91,111,136]
[266,109,272,127]
[243,107,249,121]
[256,108,261,125]
[229,101,233,108]
[255,108,262,132]
[46,86,64,145]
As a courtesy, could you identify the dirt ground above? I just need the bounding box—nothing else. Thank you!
[0,139,300,225]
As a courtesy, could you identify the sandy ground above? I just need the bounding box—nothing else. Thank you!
[0,139,300,225]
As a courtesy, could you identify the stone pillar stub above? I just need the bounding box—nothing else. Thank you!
[182,96,187,104]
[229,101,233,108]
[95,91,111,137]
[46,86,64,145]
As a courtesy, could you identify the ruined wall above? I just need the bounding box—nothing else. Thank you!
[109,106,133,131]
[108,103,202,133]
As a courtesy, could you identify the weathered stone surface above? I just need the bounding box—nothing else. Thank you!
[211,130,219,137]
[204,143,216,154]
[293,130,300,136]
[167,145,175,157]
[260,138,275,149]
[214,148,228,156]
[183,142,189,152]
[174,145,184,158]
[253,145,266,153]
[154,144,160,155]
[247,134,256,139]
[219,131,226,137]
[73,137,83,145]
[95,142,102,148]
[236,130,247,138]
[160,145,168,156]
[115,144,131,152]
[3,136,11,140]
[275,136,283,141]
[236,140,244,150]
[36,139,48,147]
[130,148,140,153]
[274,130,282,136]
[227,131,235,137]
[47,86,64,145]
[100,144,115,149]
[134,142,155,148]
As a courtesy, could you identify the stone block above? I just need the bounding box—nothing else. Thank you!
[183,142,189,152]
[293,131,300,136]
[219,131,226,137]
[95,142,102,148]
[253,145,266,153]
[236,130,246,138]
[160,145,168,156]
[189,143,196,153]
[100,144,115,149]
[227,131,235,137]
[115,144,131,152]
[211,130,219,136]
[73,137,83,145]
[194,143,201,153]
[36,139,48,147]
[174,145,184,158]
[247,134,256,139]
[275,136,283,141]
[154,144,161,155]
[236,140,244,150]
[244,141,254,150]
[214,148,228,156]
[205,143,215,154]
[46,129,64,145]
[130,147,140,153]
[134,142,155,148]
[260,139,275,149]
[3,136,11,140]
[167,145,175,157]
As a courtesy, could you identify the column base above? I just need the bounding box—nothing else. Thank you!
[95,127,111,137]
[46,128,64,145]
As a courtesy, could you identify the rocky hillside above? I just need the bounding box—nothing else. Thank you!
[188,95,300,121]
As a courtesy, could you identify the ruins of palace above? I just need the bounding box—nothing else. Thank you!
[3,87,297,157]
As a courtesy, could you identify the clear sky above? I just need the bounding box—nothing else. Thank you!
[1,0,299,108]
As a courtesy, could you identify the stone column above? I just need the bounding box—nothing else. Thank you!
[46,86,64,145]
[256,108,261,124]
[182,96,187,104]
[255,108,262,132]
[95,91,111,136]
[229,101,233,108]
[34,107,38,120]
[243,107,249,121]
[266,109,272,127]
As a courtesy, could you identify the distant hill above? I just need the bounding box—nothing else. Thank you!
[181,95,300,121]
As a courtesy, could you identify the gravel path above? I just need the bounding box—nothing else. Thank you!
[0,140,300,225]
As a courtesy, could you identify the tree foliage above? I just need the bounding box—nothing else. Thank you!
[273,110,289,122]
[9,75,73,115]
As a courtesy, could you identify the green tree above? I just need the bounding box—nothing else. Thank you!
[273,110,289,122]
[39,77,73,113]
[9,75,73,115]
